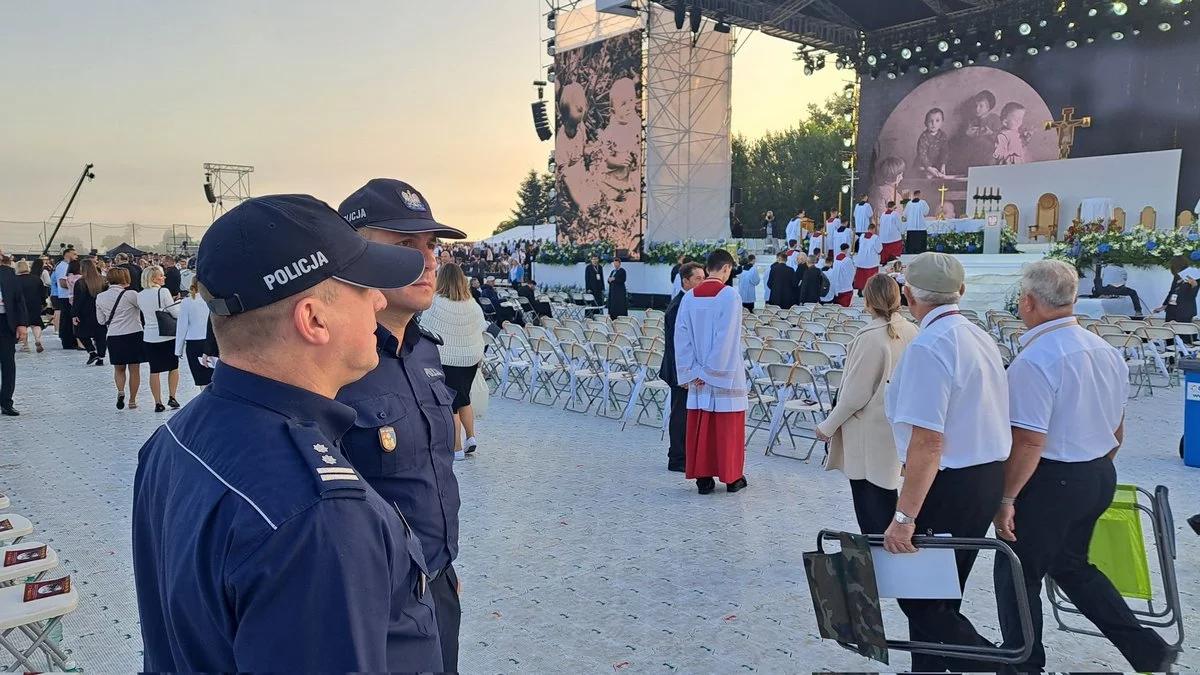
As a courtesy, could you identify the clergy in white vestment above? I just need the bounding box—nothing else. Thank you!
[831,244,856,307]
[903,190,931,254]
[674,249,749,494]
[879,201,905,264]
[853,197,874,235]
[785,214,802,246]
[786,245,803,271]
[853,224,884,292]
[807,228,827,258]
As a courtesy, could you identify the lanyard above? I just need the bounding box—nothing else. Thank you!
[1021,319,1077,349]
[923,309,961,328]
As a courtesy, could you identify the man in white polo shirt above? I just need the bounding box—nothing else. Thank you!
[992,260,1174,672]
[884,252,1010,672]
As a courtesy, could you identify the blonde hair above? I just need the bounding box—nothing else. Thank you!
[436,263,471,302]
[142,265,164,289]
[15,260,30,274]
[189,277,200,299]
[863,274,903,339]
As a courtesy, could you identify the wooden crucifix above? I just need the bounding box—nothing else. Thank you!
[1045,106,1092,159]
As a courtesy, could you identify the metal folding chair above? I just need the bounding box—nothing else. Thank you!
[621,349,670,430]
[762,363,826,461]
[0,581,78,672]
[1045,484,1184,649]
[528,337,569,406]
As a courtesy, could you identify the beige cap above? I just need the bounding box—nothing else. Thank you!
[906,252,965,293]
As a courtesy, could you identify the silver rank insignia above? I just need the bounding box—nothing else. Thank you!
[313,443,328,454]
[379,426,397,453]
[321,454,337,465]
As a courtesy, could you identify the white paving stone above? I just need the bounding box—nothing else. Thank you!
[0,345,1196,672]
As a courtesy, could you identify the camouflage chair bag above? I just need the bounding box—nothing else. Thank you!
[803,530,888,664]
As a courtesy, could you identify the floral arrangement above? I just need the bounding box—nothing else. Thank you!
[928,229,1019,254]
[534,241,616,265]
[641,239,732,265]
[1047,227,1200,270]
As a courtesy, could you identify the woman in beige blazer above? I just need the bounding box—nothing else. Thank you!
[815,274,917,533]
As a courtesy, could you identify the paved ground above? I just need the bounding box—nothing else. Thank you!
[1,344,1196,672]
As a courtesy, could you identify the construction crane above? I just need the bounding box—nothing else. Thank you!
[41,163,96,256]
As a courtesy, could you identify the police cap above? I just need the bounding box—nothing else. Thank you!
[338,179,466,239]
[197,194,425,316]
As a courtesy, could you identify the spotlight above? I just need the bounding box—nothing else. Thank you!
[841,160,850,170]
[1112,1,1128,15]
[1159,21,1173,30]
[867,54,878,65]
[1112,30,1125,39]
[1168,0,1183,4]
[952,59,964,68]
[843,138,853,148]
[546,11,556,30]
[879,51,888,60]
[714,21,731,33]
[937,39,950,52]
[1018,22,1032,35]
[989,53,1000,61]
[1088,7,1099,16]
[841,185,850,194]
[816,54,826,69]
[843,112,852,122]
[1027,46,1040,54]
[918,64,930,74]
[1066,38,1079,47]
[804,64,815,76]
[994,29,1004,40]
[886,71,897,79]
[901,47,913,59]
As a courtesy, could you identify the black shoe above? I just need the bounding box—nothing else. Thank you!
[726,477,748,493]
[168,397,181,409]
[696,478,716,495]
[155,403,166,413]
[85,353,98,365]
[1189,513,1200,536]
[667,464,685,473]
[95,358,104,367]
[116,394,125,410]
[1,407,19,417]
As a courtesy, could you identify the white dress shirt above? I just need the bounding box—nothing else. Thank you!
[903,198,930,232]
[138,287,179,344]
[174,295,211,357]
[1007,317,1129,462]
[886,304,1011,468]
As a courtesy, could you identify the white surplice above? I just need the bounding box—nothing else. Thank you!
[879,210,904,243]
[853,202,874,233]
[674,280,748,413]
[831,254,856,294]
[785,218,801,244]
[903,198,930,232]
[829,227,855,257]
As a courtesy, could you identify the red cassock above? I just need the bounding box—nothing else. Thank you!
[853,266,878,290]
[834,291,854,307]
[685,409,746,484]
[881,241,904,264]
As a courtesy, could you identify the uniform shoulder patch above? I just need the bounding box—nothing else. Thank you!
[285,420,365,499]
[416,323,444,345]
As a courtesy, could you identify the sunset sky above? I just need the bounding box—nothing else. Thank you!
[0,0,844,249]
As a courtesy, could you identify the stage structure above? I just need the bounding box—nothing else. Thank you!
[203,163,254,223]
[644,5,733,244]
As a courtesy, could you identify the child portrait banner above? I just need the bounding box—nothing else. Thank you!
[554,30,644,256]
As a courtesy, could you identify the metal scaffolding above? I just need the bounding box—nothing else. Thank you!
[203,163,255,222]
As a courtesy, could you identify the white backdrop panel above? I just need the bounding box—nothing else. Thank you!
[968,149,1181,240]
[556,5,643,51]
[644,6,733,244]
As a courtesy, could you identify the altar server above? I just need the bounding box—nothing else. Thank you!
[831,244,856,307]
[785,211,802,247]
[829,219,855,259]
[903,190,930,254]
[674,249,748,495]
[879,202,905,264]
[853,196,874,236]
[853,224,883,293]
[993,260,1176,672]
[807,226,827,259]
[786,241,803,271]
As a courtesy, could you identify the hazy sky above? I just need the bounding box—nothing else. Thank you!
[0,0,843,248]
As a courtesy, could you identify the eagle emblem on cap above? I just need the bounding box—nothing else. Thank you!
[400,189,427,212]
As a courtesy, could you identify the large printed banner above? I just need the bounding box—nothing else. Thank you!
[554,30,644,255]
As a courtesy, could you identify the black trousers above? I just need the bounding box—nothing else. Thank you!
[906,230,928,254]
[994,456,1168,672]
[79,326,107,358]
[431,564,461,673]
[898,460,1004,672]
[849,479,897,534]
[0,327,15,410]
[742,302,755,312]
[54,297,76,349]
[667,384,688,472]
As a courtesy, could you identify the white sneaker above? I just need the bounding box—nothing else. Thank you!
[454,450,466,461]
[464,437,478,454]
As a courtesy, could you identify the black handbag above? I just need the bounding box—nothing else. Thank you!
[155,288,179,337]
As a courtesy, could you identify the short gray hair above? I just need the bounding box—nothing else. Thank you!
[909,286,961,307]
[1021,259,1078,308]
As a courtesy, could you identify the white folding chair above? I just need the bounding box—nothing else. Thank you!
[762,363,826,461]
[496,333,533,399]
[0,543,57,589]
[0,516,32,547]
[0,580,78,672]
[593,343,637,419]
[560,341,604,413]
[621,349,671,430]
[528,337,570,406]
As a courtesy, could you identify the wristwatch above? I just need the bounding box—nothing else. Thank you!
[893,510,914,525]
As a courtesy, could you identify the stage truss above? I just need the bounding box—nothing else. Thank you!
[644,6,734,244]
[203,163,254,223]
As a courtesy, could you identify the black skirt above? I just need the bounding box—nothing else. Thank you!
[184,339,214,386]
[442,363,479,412]
[107,332,147,366]
[144,339,179,374]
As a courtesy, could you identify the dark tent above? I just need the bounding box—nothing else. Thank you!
[105,242,147,259]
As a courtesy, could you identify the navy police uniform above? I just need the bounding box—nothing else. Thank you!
[338,178,468,670]
[131,194,437,672]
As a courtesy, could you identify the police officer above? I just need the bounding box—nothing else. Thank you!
[131,195,443,672]
[336,178,466,671]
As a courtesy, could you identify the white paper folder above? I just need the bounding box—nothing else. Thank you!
[870,536,963,600]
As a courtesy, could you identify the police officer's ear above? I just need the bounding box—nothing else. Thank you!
[290,283,342,346]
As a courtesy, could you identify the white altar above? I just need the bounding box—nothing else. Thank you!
[1079,197,1115,224]
[929,218,986,234]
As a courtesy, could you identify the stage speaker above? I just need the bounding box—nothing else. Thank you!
[731,186,743,204]
[674,1,686,29]
[204,181,217,204]
[531,101,552,142]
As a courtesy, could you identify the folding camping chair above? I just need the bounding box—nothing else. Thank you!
[1045,484,1184,649]
[806,530,1034,667]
